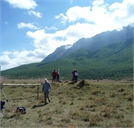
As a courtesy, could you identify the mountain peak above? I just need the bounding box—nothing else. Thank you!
[42,25,133,63]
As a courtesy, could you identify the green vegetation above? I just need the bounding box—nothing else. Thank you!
[2,38,133,80]
[1,79,133,127]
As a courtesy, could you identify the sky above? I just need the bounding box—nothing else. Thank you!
[0,0,134,71]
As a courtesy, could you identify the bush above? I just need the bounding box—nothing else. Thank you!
[77,80,85,88]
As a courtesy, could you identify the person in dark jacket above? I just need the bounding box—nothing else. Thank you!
[42,79,52,105]
[72,69,76,82]
[0,100,5,110]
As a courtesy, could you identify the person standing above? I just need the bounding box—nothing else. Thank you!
[72,69,76,82]
[52,70,57,82]
[74,70,79,83]
[42,79,52,105]
[56,69,60,82]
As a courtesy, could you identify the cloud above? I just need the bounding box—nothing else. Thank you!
[18,22,39,29]
[25,0,134,60]
[92,0,104,6]
[55,5,108,24]
[0,56,10,65]
[45,26,58,31]
[109,0,134,25]
[0,49,46,70]
[26,22,109,59]
[55,0,133,26]
[66,6,91,22]
[55,13,68,25]
[4,0,37,10]
[26,29,61,55]
[27,10,42,18]
[1,0,134,71]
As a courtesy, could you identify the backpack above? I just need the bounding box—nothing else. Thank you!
[75,72,78,76]
[16,106,26,114]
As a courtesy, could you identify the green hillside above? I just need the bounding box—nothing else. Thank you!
[2,38,133,80]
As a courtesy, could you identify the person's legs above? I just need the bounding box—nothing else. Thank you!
[72,76,75,83]
[52,77,54,82]
[43,92,47,104]
[75,76,77,83]
[57,75,59,82]
[52,76,56,82]
[44,92,50,104]
[47,92,50,102]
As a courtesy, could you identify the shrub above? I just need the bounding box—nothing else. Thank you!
[77,80,85,88]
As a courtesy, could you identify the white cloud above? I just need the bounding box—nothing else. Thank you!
[0,55,11,66]
[26,29,61,55]
[55,6,91,23]
[25,22,110,59]
[25,0,134,62]
[0,49,46,70]
[109,0,134,25]
[27,10,42,18]
[55,13,68,25]
[109,2,121,10]
[4,0,37,10]
[67,6,91,22]
[92,0,104,6]
[18,22,39,29]
[1,0,134,71]
[45,26,58,31]
[56,0,133,27]
[55,5,108,24]
[3,51,12,55]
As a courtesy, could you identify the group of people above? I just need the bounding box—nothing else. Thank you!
[42,68,79,105]
[1,69,78,111]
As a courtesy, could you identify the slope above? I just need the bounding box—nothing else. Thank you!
[2,37,133,80]
[42,25,133,63]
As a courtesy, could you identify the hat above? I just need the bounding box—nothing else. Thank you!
[44,78,48,82]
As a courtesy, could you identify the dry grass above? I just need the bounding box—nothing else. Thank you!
[0,78,133,127]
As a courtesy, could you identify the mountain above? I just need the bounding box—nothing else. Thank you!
[2,36,133,80]
[42,25,133,63]
[41,44,71,62]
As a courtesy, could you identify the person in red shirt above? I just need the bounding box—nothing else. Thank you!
[52,70,57,82]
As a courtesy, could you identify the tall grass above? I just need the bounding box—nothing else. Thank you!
[1,79,133,127]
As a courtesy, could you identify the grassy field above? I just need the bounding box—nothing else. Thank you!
[0,78,133,127]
